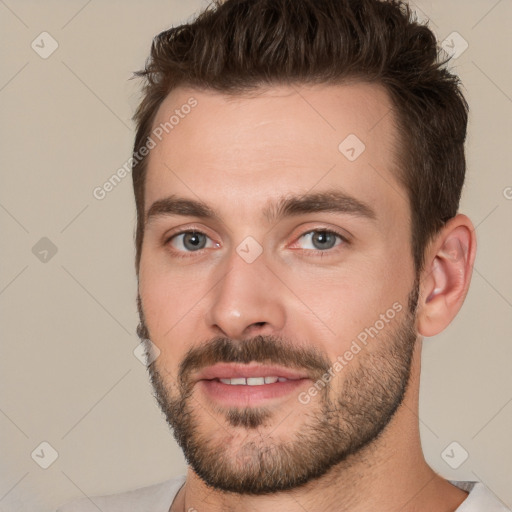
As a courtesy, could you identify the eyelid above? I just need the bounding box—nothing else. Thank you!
[163,224,218,243]
[290,224,352,244]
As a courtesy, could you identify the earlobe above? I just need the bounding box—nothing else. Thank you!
[417,215,477,337]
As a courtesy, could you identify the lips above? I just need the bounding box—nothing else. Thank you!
[195,363,310,383]
[195,363,311,407]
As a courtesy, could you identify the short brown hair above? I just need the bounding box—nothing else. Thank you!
[132,0,468,275]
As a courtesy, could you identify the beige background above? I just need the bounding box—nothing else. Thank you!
[0,0,511,510]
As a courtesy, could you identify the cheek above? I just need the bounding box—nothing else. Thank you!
[287,258,410,357]
[139,239,205,322]
[138,260,202,364]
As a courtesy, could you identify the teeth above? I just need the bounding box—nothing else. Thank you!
[218,376,285,385]
[247,377,265,385]
[224,377,246,385]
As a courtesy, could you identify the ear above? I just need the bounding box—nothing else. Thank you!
[417,214,477,337]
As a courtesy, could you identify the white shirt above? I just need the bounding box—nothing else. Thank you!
[56,476,510,511]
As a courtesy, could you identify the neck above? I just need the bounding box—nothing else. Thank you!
[171,341,468,512]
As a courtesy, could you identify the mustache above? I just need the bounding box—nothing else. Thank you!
[176,335,332,389]
[136,294,333,390]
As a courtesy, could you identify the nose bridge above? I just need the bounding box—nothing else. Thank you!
[205,244,286,339]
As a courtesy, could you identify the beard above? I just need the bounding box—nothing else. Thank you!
[137,283,419,495]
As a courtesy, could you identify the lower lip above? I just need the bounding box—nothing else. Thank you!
[198,379,309,407]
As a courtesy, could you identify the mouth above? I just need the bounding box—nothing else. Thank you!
[215,376,291,385]
[194,363,311,407]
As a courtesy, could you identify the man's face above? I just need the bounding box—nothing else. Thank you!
[137,83,419,493]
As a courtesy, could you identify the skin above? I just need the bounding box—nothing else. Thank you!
[137,83,477,512]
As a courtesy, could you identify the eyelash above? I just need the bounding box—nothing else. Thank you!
[164,228,349,259]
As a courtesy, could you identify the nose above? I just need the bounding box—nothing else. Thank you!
[204,249,287,341]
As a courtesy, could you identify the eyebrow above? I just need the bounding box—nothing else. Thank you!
[145,189,377,227]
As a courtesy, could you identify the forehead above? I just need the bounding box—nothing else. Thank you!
[144,82,407,227]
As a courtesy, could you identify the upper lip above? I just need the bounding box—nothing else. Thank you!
[195,363,310,382]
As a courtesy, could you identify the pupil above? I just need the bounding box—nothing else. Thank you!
[185,232,205,250]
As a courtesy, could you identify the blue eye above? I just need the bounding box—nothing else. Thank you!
[168,231,216,253]
[297,230,345,251]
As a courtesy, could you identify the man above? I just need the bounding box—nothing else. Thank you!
[58,0,508,510]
